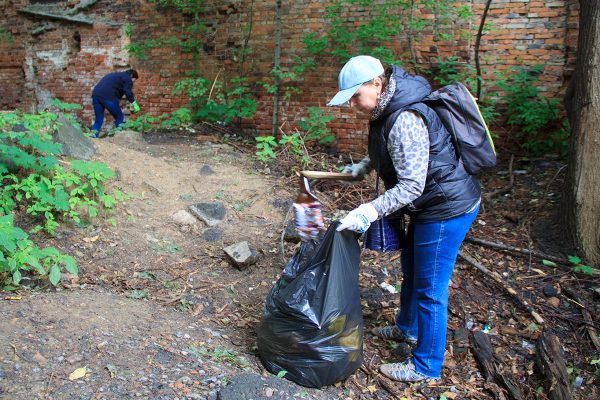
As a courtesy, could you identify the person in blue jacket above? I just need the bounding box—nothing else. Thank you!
[328,56,480,382]
[91,69,140,137]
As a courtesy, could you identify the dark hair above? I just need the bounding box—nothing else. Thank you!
[366,70,389,88]
[127,69,139,79]
[377,66,391,87]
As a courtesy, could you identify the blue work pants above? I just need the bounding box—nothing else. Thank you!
[91,96,124,137]
[395,203,479,378]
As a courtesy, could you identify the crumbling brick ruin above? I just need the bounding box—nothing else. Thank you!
[0,0,579,151]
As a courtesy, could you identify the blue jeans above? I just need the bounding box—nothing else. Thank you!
[91,96,124,137]
[395,203,479,378]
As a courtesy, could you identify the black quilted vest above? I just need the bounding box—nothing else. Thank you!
[368,67,481,221]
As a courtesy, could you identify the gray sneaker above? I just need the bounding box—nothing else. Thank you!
[380,359,437,382]
[371,325,417,345]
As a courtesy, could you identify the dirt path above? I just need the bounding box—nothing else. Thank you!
[0,130,340,399]
[1,129,598,400]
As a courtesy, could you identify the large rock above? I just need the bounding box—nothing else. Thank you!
[54,115,96,160]
[199,165,215,175]
[171,210,198,226]
[202,227,223,242]
[0,136,18,173]
[222,241,258,270]
[188,202,225,226]
[283,219,301,243]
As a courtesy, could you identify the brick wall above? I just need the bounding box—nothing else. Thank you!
[0,0,579,153]
[0,0,28,110]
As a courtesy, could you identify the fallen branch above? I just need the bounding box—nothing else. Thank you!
[458,251,544,324]
[562,287,600,350]
[535,331,573,400]
[190,279,230,290]
[464,236,568,265]
[471,331,523,400]
[199,120,243,139]
[208,69,222,100]
[498,325,540,341]
[464,237,600,277]
[157,295,185,305]
[280,204,293,264]
[194,134,218,142]
[359,365,403,400]
[484,154,515,201]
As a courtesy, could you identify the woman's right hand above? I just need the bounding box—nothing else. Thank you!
[341,157,371,178]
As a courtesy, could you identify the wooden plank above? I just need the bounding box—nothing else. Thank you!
[300,170,358,180]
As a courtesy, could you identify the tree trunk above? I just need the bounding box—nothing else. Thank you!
[562,0,600,264]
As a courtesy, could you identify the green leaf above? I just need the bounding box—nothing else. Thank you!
[12,269,21,285]
[276,370,288,378]
[133,271,155,280]
[526,322,541,332]
[62,255,78,275]
[127,290,148,300]
[26,255,45,275]
[572,265,595,275]
[567,255,582,264]
[49,264,61,286]
[88,205,98,218]
[0,233,16,253]
[102,195,116,208]
[53,188,70,211]
[542,259,557,267]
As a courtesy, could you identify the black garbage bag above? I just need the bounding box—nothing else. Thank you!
[257,222,363,388]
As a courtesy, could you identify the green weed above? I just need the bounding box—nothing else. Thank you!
[188,347,251,369]
[127,290,148,300]
[173,77,257,124]
[495,64,568,157]
[0,106,122,288]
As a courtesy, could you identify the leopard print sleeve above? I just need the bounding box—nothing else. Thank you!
[370,110,429,216]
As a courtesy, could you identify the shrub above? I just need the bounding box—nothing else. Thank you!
[0,106,122,288]
[495,65,568,156]
[0,215,77,288]
[173,76,257,124]
[254,107,335,167]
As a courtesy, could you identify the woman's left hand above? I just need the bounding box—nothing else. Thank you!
[337,203,378,233]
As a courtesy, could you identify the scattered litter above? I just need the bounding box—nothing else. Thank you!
[68,366,87,380]
[379,282,397,294]
[106,364,117,378]
[521,340,535,351]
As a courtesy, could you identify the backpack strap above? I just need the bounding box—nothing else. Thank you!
[408,103,459,166]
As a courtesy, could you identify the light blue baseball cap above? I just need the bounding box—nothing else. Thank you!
[327,55,384,106]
